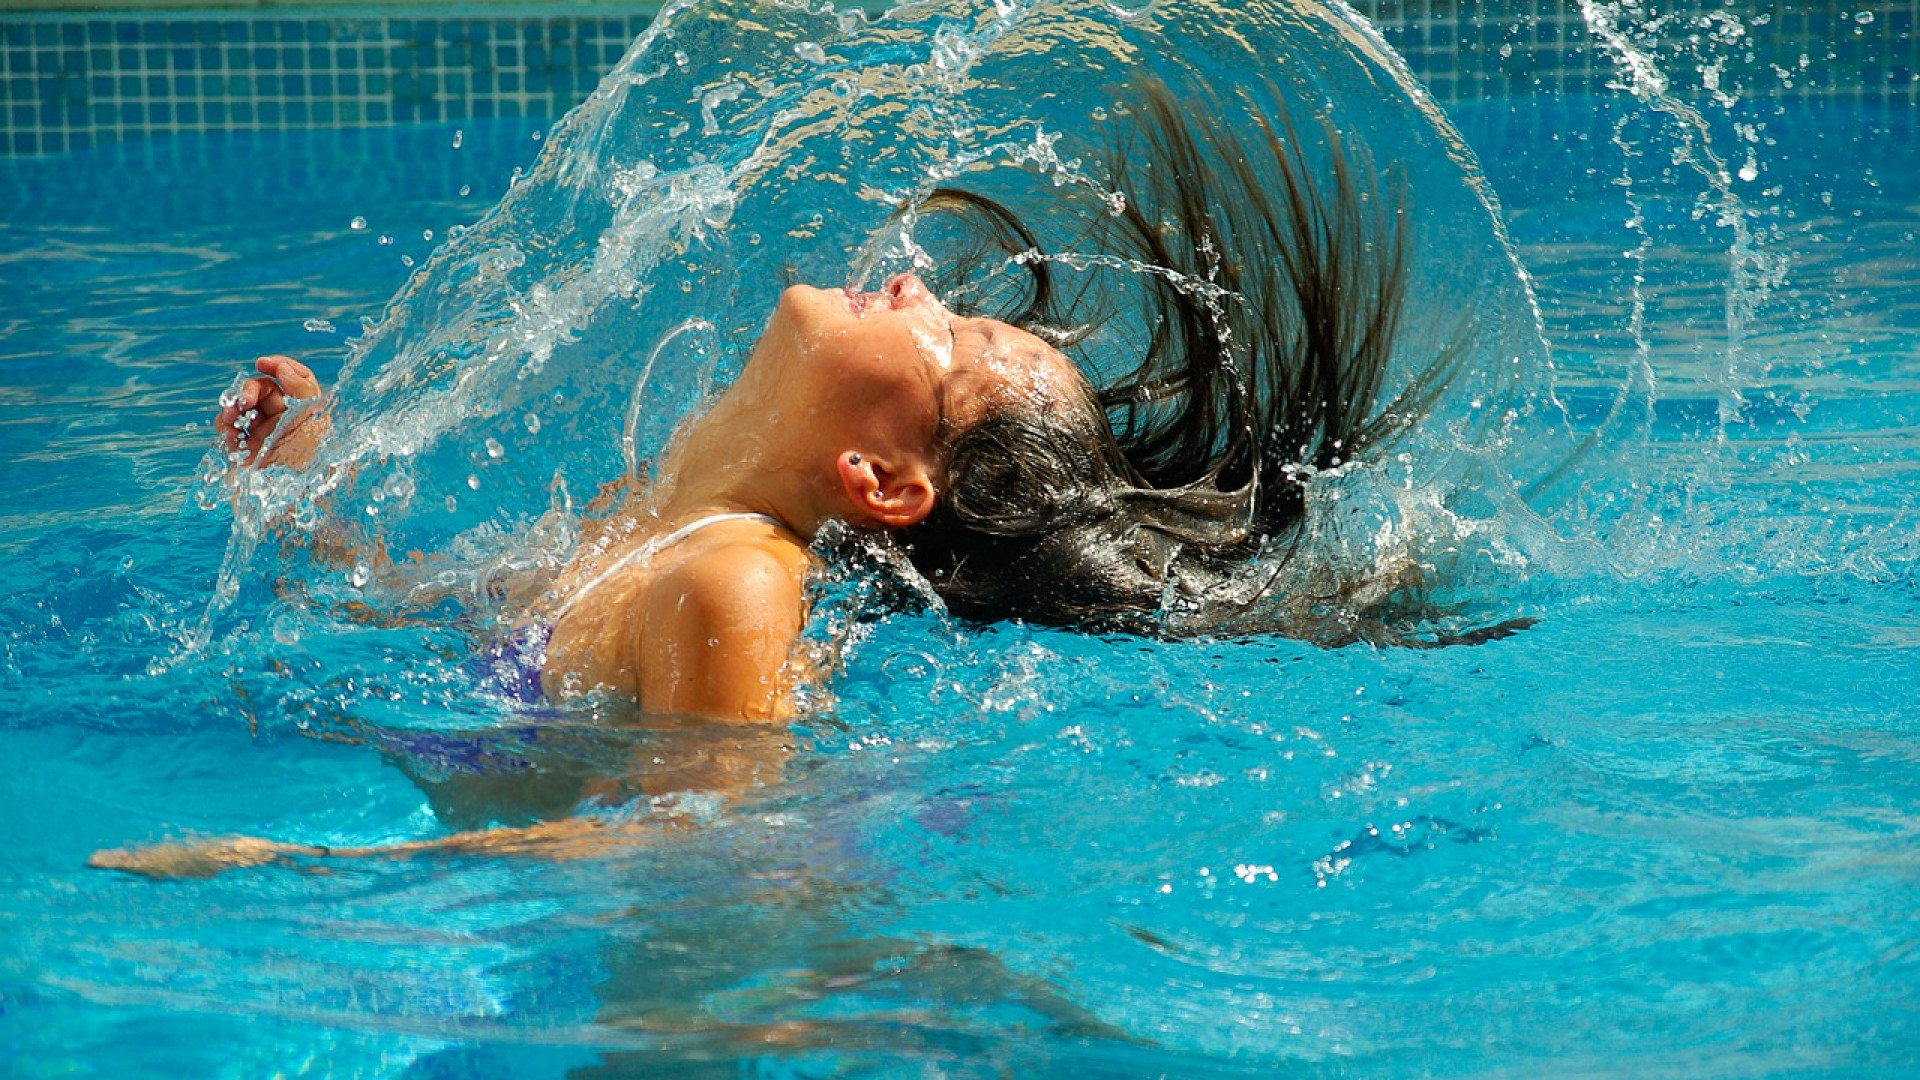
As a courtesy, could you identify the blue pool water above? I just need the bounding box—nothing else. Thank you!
[4,2,1920,1076]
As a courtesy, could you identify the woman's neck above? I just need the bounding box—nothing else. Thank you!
[649,375,833,539]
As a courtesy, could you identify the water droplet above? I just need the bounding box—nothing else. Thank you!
[525,412,541,435]
[348,215,368,230]
[303,318,336,333]
[531,129,543,142]
[451,128,464,148]
[377,234,393,245]
[422,228,434,242]
[350,561,372,588]
[485,437,505,459]
[467,474,482,490]
[459,184,472,197]
[445,495,458,513]
[1856,10,1874,23]
[401,254,415,267]
[794,41,826,63]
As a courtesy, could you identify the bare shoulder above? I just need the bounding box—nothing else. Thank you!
[650,526,812,624]
[634,527,814,719]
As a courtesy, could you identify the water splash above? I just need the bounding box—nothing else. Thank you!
[1575,0,1791,443]
[190,0,1553,645]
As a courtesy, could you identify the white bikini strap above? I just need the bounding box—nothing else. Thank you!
[553,512,782,619]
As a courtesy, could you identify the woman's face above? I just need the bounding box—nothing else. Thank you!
[752,273,1088,458]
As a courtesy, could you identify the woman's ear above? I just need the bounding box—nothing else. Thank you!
[836,450,936,528]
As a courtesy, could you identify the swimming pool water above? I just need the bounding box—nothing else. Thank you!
[3,21,1920,1080]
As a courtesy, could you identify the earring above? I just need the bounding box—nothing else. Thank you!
[848,453,863,465]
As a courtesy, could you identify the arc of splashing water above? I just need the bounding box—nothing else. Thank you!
[1576,0,1790,443]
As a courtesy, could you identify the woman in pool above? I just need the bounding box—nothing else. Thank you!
[94,80,1457,875]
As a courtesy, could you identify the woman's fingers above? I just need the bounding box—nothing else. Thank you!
[216,355,326,464]
[255,354,321,398]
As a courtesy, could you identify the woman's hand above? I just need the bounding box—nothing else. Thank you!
[217,354,325,467]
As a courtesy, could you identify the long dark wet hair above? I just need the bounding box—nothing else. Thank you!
[896,78,1467,636]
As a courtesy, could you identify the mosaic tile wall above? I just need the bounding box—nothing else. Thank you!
[1,1,1916,156]
[0,10,655,154]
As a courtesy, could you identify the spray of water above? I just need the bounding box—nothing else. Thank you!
[184,0,1556,654]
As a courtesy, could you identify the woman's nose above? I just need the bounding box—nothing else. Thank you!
[885,273,937,309]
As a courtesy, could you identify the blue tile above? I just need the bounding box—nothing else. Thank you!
[112,22,137,44]
[204,100,225,123]
[280,45,300,67]
[338,100,360,123]
[173,72,195,94]
[194,21,219,43]
[285,99,307,123]
[500,99,520,118]
[177,100,197,124]
[338,49,359,69]
[173,47,196,69]
[278,21,303,43]
[146,73,166,95]
[340,72,359,94]
[199,46,219,68]
[67,129,88,149]
[255,21,277,43]
[167,22,191,44]
[90,101,112,124]
[118,100,139,124]
[499,45,518,66]
[62,23,82,47]
[256,73,278,94]
[367,100,387,122]
[230,100,252,123]
[12,132,36,154]
[311,71,332,94]
[258,100,280,123]
[139,22,162,44]
[148,100,170,124]
[473,98,495,118]
[117,74,137,95]
[473,70,493,93]
[34,23,55,47]
[87,21,109,45]
[90,73,111,95]
[308,44,328,67]
[255,46,279,70]
[221,20,245,43]
[284,72,305,95]
[312,100,334,123]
